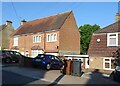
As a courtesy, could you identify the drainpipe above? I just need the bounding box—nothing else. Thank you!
[44,32,46,54]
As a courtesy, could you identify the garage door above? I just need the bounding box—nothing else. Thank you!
[45,53,58,56]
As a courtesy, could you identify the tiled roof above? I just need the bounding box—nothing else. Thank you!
[13,11,72,36]
[10,46,19,50]
[0,24,7,31]
[94,20,120,34]
[31,45,43,50]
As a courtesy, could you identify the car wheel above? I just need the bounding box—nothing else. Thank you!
[5,58,11,63]
[46,64,51,70]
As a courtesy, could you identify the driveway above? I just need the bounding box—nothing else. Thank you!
[2,65,120,85]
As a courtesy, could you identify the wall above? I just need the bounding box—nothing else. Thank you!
[9,31,59,57]
[89,57,103,69]
[118,33,120,46]
[88,34,118,57]
[45,31,59,53]
[59,12,80,55]
[88,33,119,70]
[2,25,14,49]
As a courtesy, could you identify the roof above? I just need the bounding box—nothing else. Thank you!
[31,45,43,50]
[10,46,19,50]
[13,11,72,36]
[94,20,120,34]
[0,24,7,32]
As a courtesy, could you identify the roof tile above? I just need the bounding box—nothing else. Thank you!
[94,21,120,34]
[13,11,72,36]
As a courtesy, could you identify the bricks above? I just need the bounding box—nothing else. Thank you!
[9,11,80,57]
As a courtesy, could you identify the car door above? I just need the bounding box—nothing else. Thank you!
[51,56,62,69]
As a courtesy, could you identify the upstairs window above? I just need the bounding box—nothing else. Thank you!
[47,33,57,42]
[107,33,118,47]
[13,37,18,46]
[33,36,41,43]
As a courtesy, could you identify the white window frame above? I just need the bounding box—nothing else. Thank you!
[13,36,18,46]
[31,50,43,57]
[103,58,115,70]
[107,33,118,46]
[47,33,57,42]
[33,35,41,43]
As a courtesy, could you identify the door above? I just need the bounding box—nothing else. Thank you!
[25,51,29,57]
[51,56,62,69]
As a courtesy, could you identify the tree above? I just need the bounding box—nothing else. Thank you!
[79,24,100,54]
[113,48,120,66]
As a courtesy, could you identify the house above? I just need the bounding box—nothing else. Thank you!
[0,20,14,50]
[88,13,120,71]
[9,11,80,57]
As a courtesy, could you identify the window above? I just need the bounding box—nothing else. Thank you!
[31,50,43,57]
[103,58,115,70]
[47,33,57,42]
[13,37,18,46]
[33,35,41,43]
[107,33,118,46]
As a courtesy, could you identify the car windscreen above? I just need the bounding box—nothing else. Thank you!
[116,66,120,71]
[36,54,45,59]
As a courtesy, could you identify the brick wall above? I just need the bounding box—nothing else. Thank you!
[45,31,59,53]
[119,33,120,46]
[88,34,118,57]
[2,25,14,49]
[9,32,59,56]
[59,12,80,55]
[9,12,80,56]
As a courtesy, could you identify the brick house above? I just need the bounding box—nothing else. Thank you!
[0,20,14,50]
[88,13,120,71]
[9,11,80,57]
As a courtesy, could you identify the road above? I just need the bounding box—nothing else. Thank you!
[1,63,120,85]
[1,63,51,86]
[2,70,51,86]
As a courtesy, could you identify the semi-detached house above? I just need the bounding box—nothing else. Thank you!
[0,20,14,50]
[9,11,80,57]
[88,13,120,71]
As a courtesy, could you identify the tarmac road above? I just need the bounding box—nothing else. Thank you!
[2,70,51,86]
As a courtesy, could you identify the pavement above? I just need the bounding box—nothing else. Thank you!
[2,65,120,85]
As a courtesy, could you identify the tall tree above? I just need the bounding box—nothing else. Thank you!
[79,24,100,54]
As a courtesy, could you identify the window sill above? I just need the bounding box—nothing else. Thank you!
[107,46,120,48]
[47,41,57,43]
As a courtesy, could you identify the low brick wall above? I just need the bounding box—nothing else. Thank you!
[19,57,34,67]
[83,68,113,74]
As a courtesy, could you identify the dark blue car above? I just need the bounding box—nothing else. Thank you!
[31,54,64,70]
[110,63,120,83]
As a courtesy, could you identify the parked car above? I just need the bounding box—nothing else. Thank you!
[31,54,64,70]
[109,63,120,83]
[0,50,23,63]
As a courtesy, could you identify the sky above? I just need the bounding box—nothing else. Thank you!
[2,2,119,29]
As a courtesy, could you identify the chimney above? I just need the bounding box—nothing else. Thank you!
[115,13,120,22]
[6,20,12,26]
[21,19,26,25]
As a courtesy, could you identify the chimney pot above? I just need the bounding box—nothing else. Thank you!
[21,19,26,25]
[115,13,120,22]
[6,20,12,25]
